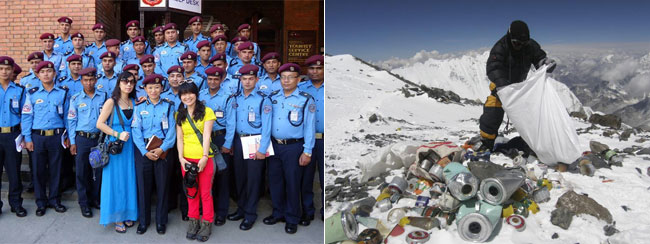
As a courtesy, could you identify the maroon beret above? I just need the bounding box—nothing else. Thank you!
[105,39,120,47]
[237,41,254,51]
[278,63,301,74]
[99,51,117,60]
[132,36,146,43]
[35,61,54,73]
[261,52,280,63]
[71,32,84,40]
[40,33,55,40]
[238,64,259,76]
[143,74,164,85]
[79,67,97,77]
[153,26,164,34]
[139,54,155,65]
[231,36,248,44]
[0,56,14,67]
[57,16,72,24]
[123,64,139,72]
[180,51,197,61]
[211,35,228,44]
[126,20,139,28]
[167,65,184,75]
[28,52,44,61]
[237,24,251,33]
[66,54,82,63]
[209,24,225,33]
[209,53,227,63]
[305,55,324,66]
[163,23,178,32]
[188,16,202,25]
[205,67,225,78]
[196,40,211,50]
[92,23,105,31]
[13,63,22,74]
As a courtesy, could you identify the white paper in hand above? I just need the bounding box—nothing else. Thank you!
[61,129,68,149]
[15,134,23,152]
[240,135,274,159]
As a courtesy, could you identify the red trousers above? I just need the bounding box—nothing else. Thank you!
[182,157,215,222]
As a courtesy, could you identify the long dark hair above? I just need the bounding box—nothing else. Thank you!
[175,82,206,125]
[111,72,137,103]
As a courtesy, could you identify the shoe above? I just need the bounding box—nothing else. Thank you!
[136,224,148,234]
[214,216,226,226]
[263,215,285,225]
[227,212,244,221]
[196,220,212,242]
[35,207,46,217]
[11,206,27,217]
[124,221,134,228]
[80,206,92,218]
[156,224,166,234]
[285,223,297,234]
[239,219,254,231]
[53,204,67,213]
[115,223,126,233]
[186,218,200,240]
[299,215,314,226]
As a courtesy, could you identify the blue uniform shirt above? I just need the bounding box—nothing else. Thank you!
[132,98,177,156]
[66,90,108,144]
[120,39,151,61]
[234,90,272,154]
[199,88,236,149]
[211,43,232,57]
[56,74,83,101]
[186,72,207,91]
[54,36,73,56]
[62,51,96,71]
[43,51,65,76]
[96,59,124,77]
[153,42,187,78]
[298,81,324,133]
[269,89,316,154]
[85,41,107,64]
[257,73,282,95]
[21,86,70,143]
[20,72,42,90]
[160,89,181,111]
[0,82,26,127]
[184,33,209,53]
[227,57,263,80]
[195,61,212,78]
[220,77,241,96]
[96,72,118,95]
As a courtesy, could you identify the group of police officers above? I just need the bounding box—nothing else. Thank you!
[0,15,324,236]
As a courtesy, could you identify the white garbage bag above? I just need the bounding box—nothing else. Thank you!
[497,65,581,166]
[357,142,420,182]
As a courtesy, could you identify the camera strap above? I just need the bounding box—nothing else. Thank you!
[186,110,227,172]
[115,101,126,131]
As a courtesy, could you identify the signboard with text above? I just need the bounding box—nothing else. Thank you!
[287,30,317,65]
[169,0,201,14]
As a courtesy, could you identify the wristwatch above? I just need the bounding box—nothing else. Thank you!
[304,152,312,157]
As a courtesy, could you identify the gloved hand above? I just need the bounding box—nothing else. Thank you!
[538,57,556,73]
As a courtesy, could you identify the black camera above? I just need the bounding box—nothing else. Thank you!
[107,141,124,155]
[184,163,199,188]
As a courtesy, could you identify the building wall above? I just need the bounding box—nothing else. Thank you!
[95,0,120,39]
[284,0,322,66]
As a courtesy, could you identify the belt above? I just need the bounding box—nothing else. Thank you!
[239,133,260,137]
[315,133,324,139]
[0,125,20,134]
[33,128,65,136]
[273,138,304,145]
[211,129,226,137]
[76,131,100,139]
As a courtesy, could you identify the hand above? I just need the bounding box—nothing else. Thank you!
[221,146,231,154]
[254,151,266,160]
[180,158,190,171]
[198,156,208,172]
[152,148,164,158]
[70,144,77,155]
[64,138,70,149]
[299,153,311,166]
[145,151,158,161]
[25,142,34,152]
[538,57,556,73]
[118,131,130,142]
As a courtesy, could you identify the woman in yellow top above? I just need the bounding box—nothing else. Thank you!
[175,81,216,242]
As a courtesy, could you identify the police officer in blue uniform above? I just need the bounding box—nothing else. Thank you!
[210,53,233,80]
[86,23,107,65]
[125,36,150,78]
[54,17,74,56]
[40,33,65,78]
[160,65,184,108]
[227,41,261,80]
[229,24,261,61]
[265,63,316,234]
[139,54,166,91]
[66,67,106,218]
[298,55,325,224]
[132,73,177,235]
[154,23,188,79]
[211,35,232,63]
[21,61,70,216]
[121,20,151,61]
[184,16,210,53]
[208,24,232,57]
[96,51,119,95]
[257,52,282,95]
[20,52,45,90]
[62,32,95,74]
[197,66,236,226]
[101,39,125,75]
[57,54,84,99]
[227,64,272,231]
[0,56,27,217]
[180,51,207,91]
[150,26,165,54]
[195,40,213,78]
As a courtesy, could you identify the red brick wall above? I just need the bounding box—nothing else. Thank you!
[95,0,119,40]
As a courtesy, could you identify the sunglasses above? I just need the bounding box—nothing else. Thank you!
[511,38,529,47]
[120,78,137,84]
[178,79,194,85]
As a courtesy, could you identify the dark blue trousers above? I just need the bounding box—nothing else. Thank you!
[135,147,169,226]
[167,145,188,218]
[232,135,265,222]
[74,135,102,207]
[268,140,304,225]
[31,133,63,208]
[0,131,23,209]
[212,133,232,219]
[301,138,324,217]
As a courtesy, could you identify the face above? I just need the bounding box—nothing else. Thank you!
[180,92,197,107]
[239,29,251,38]
[182,60,196,73]
[133,42,145,54]
[141,63,155,75]
[212,60,226,70]
[38,68,55,83]
[0,65,12,81]
[42,39,54,51]
[145,83,162,99]
[165,29,178,43]
[280,71,300,91]
[101,58,115,72]
[308,65,324,82]
[107,46,120,55]
[29,59,42,70]
[59,22,71,34]
[68,61,82,75]
[93,29,105,41]
[206,76,223,90]
[127,69,139,78]
[191,22,202,34]
[168,72,183,88]
[214,41,226,54]
[81,75,97,91]
[72,37,84,49]
[263,59,280,74]
[119,76,136,94]
[240,74,258,91]
[199,46,211,61]
[154,32,164,44]
[127,26,139,38]
[239,49,254,63]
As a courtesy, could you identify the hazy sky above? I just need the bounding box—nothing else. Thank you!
[326,0,650,61]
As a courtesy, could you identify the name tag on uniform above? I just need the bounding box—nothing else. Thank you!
[290,110,298,122]
[79,103,87,108]
[12,100,19,109]
[58,105,63,114]
[215,110,224,118]
[248,111,255,122]
[162,117,169,130]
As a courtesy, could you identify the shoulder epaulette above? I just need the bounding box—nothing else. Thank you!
[70,93,79,101]
[256,91,267,97]
[135,99,146,105]
[96,73,103,79]
[64,51,72,56]
[229,59,238,66]
[184,37,191,42]
[86,43,92,48]
[299,91,312,99]
[58,85,68,91]
[121,40,128,45]
[163,98,175,105]
[269,90,280,97]
[28,87,39,94]
[14,82,24,89]
[58,76,67,82]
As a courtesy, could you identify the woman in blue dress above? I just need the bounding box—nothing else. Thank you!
[96,72,139,233]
